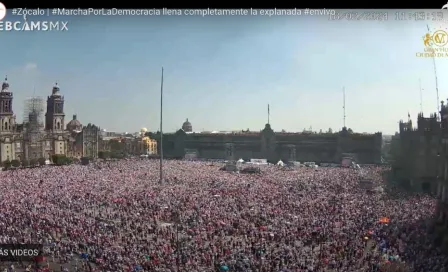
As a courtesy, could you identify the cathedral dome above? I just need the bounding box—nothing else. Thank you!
[52,82,60,96]
[1,76,9,91]
[67,114,82,132]
[182,118,192,132]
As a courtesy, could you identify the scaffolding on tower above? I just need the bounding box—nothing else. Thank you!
[23,97,45,159]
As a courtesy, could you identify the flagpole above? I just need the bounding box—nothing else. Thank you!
[427,24,440,116]
[159,67,164,185]
[419,78,423,113]
[343,87,346,128]
[268,104,270,125]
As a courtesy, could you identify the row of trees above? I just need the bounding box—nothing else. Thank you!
[0,150,132,170]
[0,151,128,170]
[2,154,79,170]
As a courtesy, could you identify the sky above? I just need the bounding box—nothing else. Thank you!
[0,10,447,135]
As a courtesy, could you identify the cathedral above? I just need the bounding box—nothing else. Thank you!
[0,77,70,162]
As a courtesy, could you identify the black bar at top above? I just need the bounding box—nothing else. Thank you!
[2,0,445,10]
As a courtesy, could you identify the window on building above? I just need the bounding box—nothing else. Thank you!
[15,142,20,148]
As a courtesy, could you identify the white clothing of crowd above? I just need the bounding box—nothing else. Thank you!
[0,160,444,272]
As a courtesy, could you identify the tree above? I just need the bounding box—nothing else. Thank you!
[29,158,38,166]
[51,154,59,165]
[10,159,20,168]
[319,129,323,134]
[110,152,124,159]
[52,154,70,166]
[65,157,73,165]
[328,128,333,133]
[38,158,46,166]
[98,151,111,160]
[2,160,11,170]
[52,154,63,165]
[21,159,30,167]
[347,128,354,133]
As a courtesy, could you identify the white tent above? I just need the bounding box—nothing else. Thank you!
[277,160,285,166]
[237,158,244,163]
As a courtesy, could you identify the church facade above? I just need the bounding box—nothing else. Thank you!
[0,77,70,162]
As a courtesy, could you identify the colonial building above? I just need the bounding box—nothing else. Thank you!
[436,101,448,232]
[107,128,157,156]
[44,83,69,156]
[137,128,157,155]
[0,78,72,162]
[66,114,103,158]
[391,112,441,192]
[0,77,18,161]
[148,120,382,164]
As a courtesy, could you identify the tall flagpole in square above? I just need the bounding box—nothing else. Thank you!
[427,25,440,116]
[159,67,164,184]
[343,87,346,128]
[268,104,270,125]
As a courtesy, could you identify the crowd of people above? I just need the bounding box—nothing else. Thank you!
[0,159,445,271]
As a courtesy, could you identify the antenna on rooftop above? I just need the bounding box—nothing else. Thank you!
[343,87,346,128]
[419,78,423,113]
[427,25,440,117]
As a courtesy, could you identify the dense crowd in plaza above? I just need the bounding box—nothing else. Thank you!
[0,159,445,271]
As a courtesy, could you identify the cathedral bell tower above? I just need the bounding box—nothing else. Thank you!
[45,82,65,131]
[0,76,15,133]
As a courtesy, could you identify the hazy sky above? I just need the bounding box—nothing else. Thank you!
[1,10,447,134]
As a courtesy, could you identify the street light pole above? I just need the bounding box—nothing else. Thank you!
[159,67,164,185]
